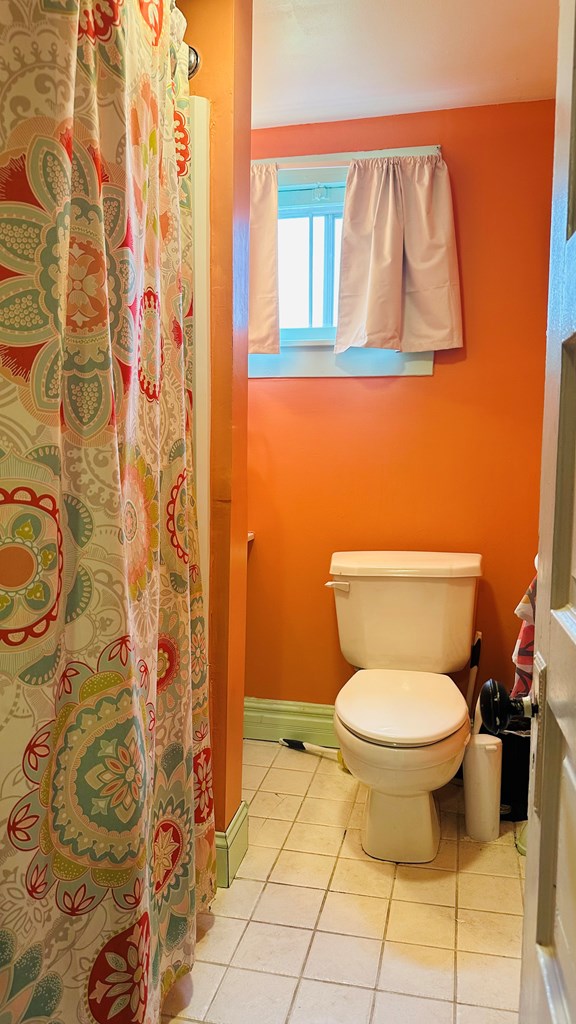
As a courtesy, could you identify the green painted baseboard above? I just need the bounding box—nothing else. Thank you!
[215,800,248,888]
[244,696,338,748]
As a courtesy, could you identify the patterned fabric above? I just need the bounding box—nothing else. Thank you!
[0,3,216,1022]
[511,575,537,698]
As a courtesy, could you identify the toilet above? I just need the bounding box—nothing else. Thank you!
[327,551,482,863]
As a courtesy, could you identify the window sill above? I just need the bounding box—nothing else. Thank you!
[248,346,434,379]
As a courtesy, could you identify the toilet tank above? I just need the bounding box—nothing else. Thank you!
[328,551,482,673]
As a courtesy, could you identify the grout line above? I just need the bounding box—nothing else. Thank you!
[199,963,228,1022]
[284,964,306,1023]
[284,796,373,1019]
[453,808,460,1024]
[199,918,252,1022]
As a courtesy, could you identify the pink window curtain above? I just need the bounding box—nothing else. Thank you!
[335,155,463,353]
[249,163,280,354]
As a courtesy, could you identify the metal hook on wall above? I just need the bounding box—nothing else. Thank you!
[188,45,201,80]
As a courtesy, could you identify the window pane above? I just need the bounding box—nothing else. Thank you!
[312,217,325,327]
[278,217,309,328]
[333,216,343,325]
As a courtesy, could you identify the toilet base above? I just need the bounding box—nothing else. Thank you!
[362,788,441,863]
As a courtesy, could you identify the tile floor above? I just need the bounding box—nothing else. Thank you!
[162,740,525,1024]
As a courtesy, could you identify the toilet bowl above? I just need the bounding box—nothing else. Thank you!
[327,550,482,863]
[334,669,470,862]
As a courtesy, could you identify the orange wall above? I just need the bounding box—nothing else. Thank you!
[183,0,252,830]
[246,101,554,707]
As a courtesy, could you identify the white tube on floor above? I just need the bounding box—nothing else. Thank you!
[463,734,502,842]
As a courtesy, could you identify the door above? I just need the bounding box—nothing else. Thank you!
[520,0,576,1020]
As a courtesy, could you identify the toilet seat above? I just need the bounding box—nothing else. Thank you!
[335,669,469,748]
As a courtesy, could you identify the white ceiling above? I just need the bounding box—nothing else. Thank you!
[252,0,558,129]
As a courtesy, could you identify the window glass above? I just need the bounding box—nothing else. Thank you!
[278,217,309,328]
[333,216,343,325]
[312,216,325,327]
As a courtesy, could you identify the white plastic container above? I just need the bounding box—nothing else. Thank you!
[463,734,502,842]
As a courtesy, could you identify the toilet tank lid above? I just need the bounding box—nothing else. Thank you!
[330,551,482,578]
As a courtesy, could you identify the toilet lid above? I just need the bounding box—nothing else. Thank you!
[335,669,469,747]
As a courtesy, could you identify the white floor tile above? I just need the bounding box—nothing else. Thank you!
[378,941,455,1001]
[243,764,269,790]
[253,882,325,929]
[196,915,247,965]
[456,951,521,1012]
[393,867,456,907]
[211,878,264,919]
[284,822,345,856]
[261,767,315,796]
[250,791,304,821]
[318,890,388,940]
[250,817,292,849]
[372,990,454,1023]
[386,900,455,949]
[162,1016,204,1023]
[307,771,359,801]
[236,845,279,881]
[213,737,526,1024]
[339,828,372,861]
[460,819,516,846]
[289,978,373,1024]
[458,872,524,916]
[162,963,226,1021]
[458,842,520,878]
[407,839,457,872]
[456,909,523,958]
[456,1005,519,1024]
[231,921,313,976]
[303,931,382,988]
[243,740,279,767]
[315,755,343,775]
[249,816,266,843]
[274,747,322,771]
[205,968,297,1024]
[348,804,365,828]
[297,797,353,827]
[440,812,459,840]
[330,857,395,899]
[242,789,256,805]
[270,850,336,889]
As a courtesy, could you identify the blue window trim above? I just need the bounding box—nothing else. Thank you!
[281,327,336,345]
[249,347,434,379]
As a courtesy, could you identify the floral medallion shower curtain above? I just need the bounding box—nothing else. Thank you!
[0,1,216,1021]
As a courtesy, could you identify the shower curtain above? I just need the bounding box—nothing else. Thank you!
[0,2,216,1022]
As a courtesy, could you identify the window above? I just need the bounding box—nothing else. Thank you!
[277,169,346,345]
[248,149,436,380]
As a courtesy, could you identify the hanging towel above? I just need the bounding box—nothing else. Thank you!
[511,575,537,698]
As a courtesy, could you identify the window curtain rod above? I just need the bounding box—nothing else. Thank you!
[252,145,441,169]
